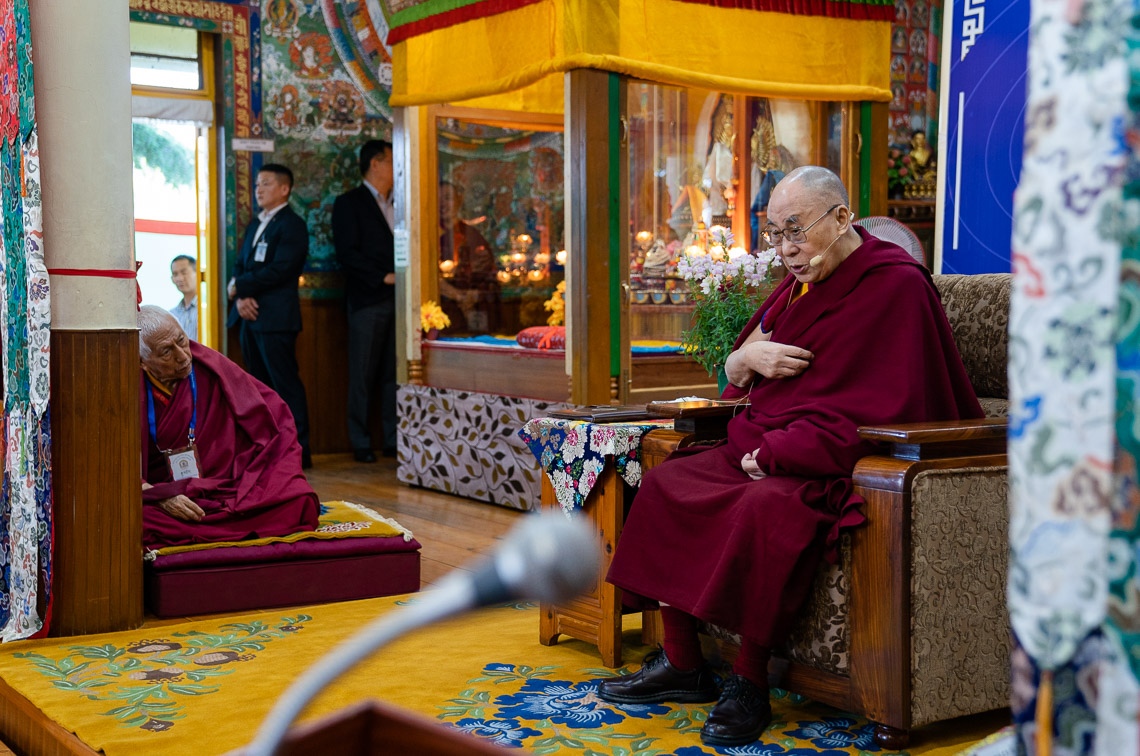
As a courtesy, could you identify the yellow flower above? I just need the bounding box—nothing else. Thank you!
[544,281,566,326]
[420,300,450,332]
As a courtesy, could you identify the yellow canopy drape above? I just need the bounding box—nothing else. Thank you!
[390,0,891,112]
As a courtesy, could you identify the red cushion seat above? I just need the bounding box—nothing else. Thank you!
[144,533,421,616]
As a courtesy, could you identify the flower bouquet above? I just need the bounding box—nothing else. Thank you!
[676,226,780,385]
[887,147,913,198]
[420,300,450,338]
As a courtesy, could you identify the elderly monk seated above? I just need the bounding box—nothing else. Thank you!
[138,305,319,549]
[597,167,983,748]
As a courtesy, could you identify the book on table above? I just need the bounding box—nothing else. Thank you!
[645,398,749,419]
[546,405,654,422]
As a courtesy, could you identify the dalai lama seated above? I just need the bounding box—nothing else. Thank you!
[138,305,319,549]
[597,166,983,748]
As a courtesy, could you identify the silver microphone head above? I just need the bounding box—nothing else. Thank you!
[493,512,600,604]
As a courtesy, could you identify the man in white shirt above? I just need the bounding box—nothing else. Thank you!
[168,255,198,341]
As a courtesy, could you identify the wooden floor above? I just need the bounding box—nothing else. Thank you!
[304,452,527,589]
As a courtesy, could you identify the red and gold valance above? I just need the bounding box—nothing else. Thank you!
[388,0,891,111]
[672,0,894,20]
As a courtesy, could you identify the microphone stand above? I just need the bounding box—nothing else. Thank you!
[243,577,470,756]
[243,511,599,756]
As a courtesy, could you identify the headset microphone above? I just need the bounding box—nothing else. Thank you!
[808,230,846,268]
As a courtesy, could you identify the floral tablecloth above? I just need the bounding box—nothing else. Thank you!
[518,417,673,514]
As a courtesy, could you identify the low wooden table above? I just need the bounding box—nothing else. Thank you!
[526,419,676,667]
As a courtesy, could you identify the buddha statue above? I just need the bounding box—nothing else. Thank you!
[909,130,934,179]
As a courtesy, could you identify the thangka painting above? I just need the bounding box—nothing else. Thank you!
[888,0,942,148]
[261,0,393,274]
[0,0,53,641]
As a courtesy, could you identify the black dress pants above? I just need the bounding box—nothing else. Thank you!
[239,325,311,455]
[346,299,397,452]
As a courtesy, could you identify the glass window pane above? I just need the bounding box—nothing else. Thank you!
[627,83,830,350]
[130,54,202,90]
[130,22,199,59]
[435,118,565,337]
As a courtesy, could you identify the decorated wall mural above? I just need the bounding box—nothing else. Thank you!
[260,0,393,282]
[130,0,397,291]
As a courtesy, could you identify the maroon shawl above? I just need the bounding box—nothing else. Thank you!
[141,342,319,549]
[607,229,982,646]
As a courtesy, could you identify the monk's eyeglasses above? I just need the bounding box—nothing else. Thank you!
[764,204,841,247]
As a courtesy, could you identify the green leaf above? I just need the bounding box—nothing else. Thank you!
[132,123,194,187]
[166,684,218,696]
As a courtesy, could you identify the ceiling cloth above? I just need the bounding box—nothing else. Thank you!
[386,0,893,113]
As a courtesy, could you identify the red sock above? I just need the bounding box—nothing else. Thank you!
[732,640,771,688]
[660,606,705,671]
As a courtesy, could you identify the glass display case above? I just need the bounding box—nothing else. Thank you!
[625,82,853,347]
[434,116,565,336]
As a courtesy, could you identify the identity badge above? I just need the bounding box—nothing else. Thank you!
[166,446,202,481]
[254,240,268,262]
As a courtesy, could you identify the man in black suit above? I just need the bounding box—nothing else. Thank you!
[227,163,312,468]
[332,140,397,463]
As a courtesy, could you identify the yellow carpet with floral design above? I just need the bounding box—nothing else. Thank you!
[0,594,1007,755]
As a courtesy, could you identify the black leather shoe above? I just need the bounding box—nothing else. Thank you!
[353,448,377,463]
[301,451,313,470]
[596,649,719,705]
[699,674,772,747]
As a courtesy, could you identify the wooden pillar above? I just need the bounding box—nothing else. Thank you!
[859,101,889,219]
[566,69,627,405]
[30,0,143,634]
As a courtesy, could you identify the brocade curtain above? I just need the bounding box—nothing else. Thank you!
[1008,0,1139,751]
[0,0,52,641]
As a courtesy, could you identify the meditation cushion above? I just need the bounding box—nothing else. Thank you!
[516,325,566,349]
[144,501,421,617]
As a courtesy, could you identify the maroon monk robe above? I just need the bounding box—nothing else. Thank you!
[141,342,320,549]
[607,228,983,648]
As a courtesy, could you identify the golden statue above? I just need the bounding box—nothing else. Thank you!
[904,130,937,200]
[909,131,933,179]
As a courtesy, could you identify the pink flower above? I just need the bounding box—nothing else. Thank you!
[902,155,912,164]
[898,167,909,177]
[887,159,895,168]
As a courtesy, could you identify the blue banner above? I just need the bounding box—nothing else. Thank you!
[937,0,1029,274]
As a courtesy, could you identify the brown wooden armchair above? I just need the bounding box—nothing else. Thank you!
[640,273,1012,748]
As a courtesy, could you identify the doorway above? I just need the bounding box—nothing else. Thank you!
[130,22,219,347]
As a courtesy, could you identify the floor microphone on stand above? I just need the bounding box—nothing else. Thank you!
[243,512,600,756]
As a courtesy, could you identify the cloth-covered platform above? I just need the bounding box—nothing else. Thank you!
[144,500,420,616]
[0,597,1004,756]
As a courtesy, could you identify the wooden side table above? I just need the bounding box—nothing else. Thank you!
[536,430,687,666]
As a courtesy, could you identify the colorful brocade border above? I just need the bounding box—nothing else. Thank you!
[0,0,52,641]
[385,0,543,44]
[672,0,893,19]
[384,0,893,43]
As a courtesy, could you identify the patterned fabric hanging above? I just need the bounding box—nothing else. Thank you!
[0,0,52,641]
[1007,0,1131,751]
